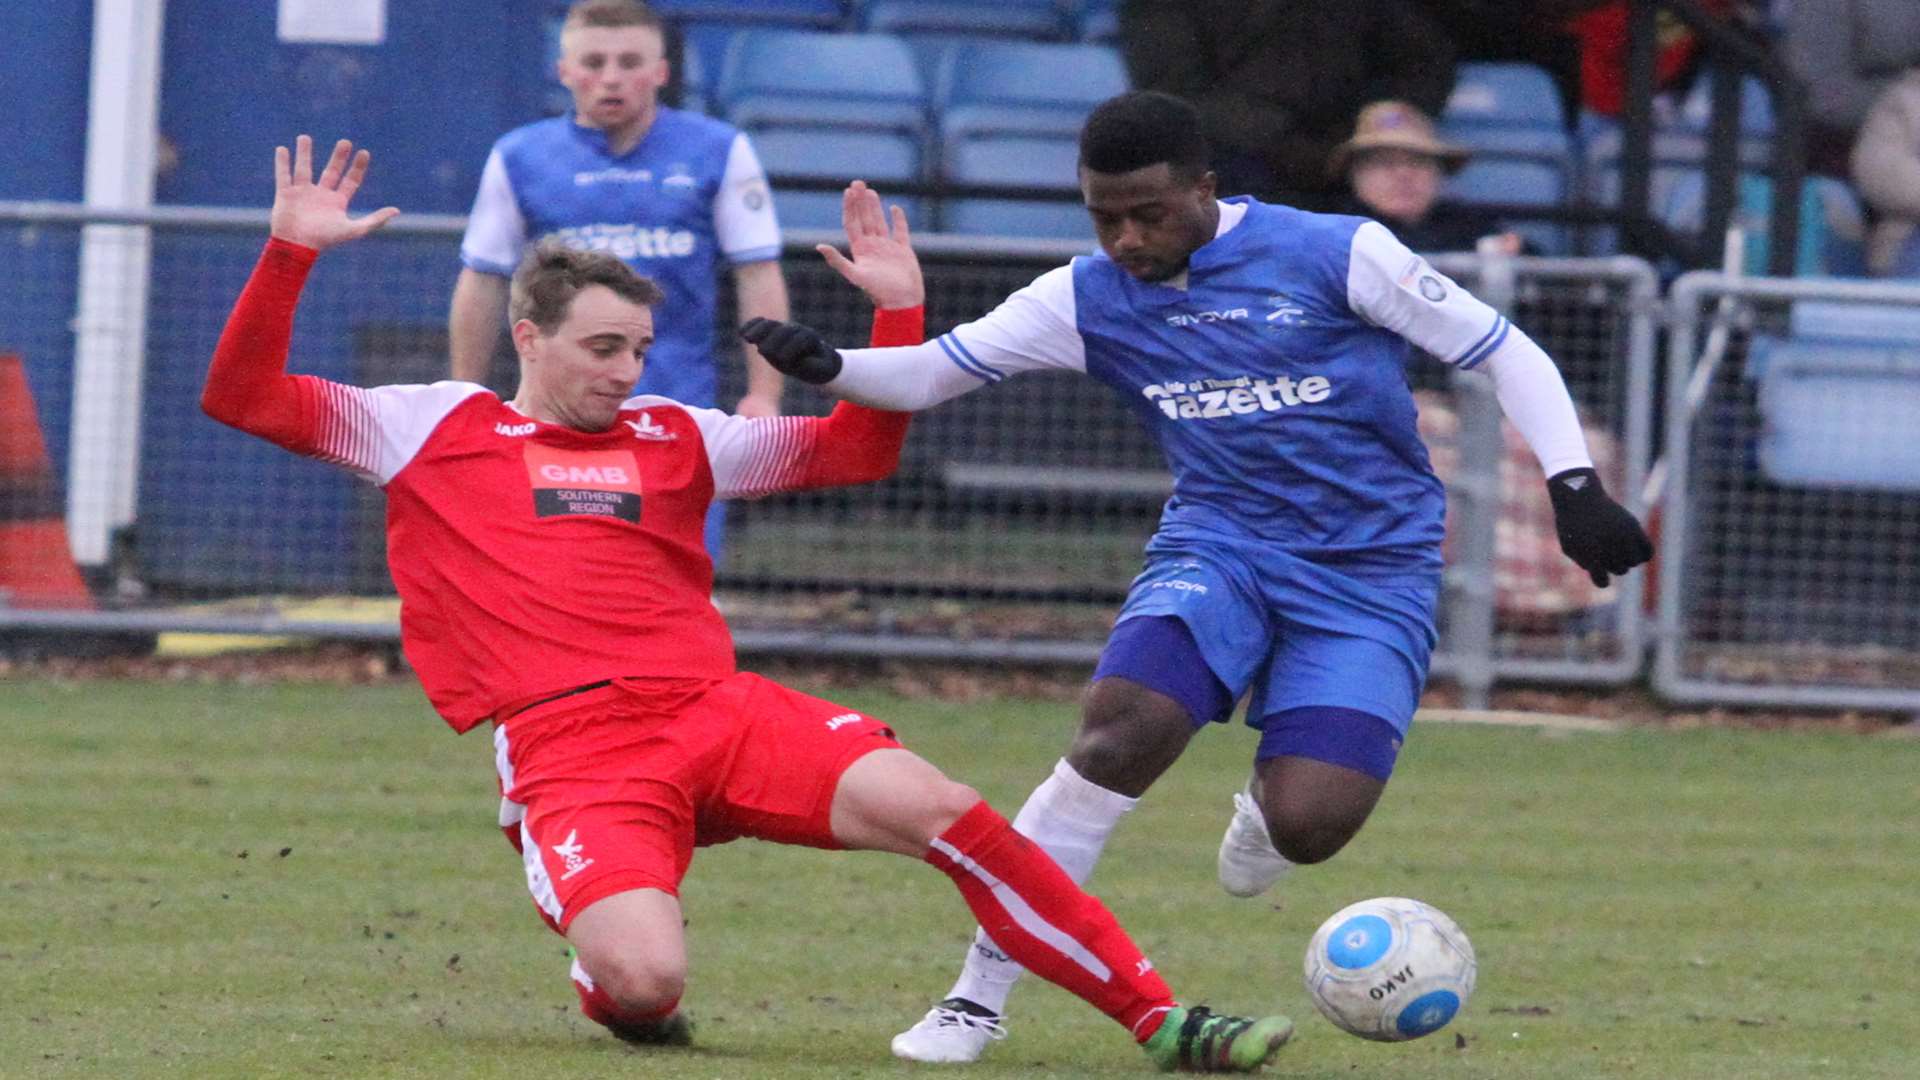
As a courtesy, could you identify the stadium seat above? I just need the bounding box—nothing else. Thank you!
[1438,62,1577,242]
[1746,334,1920,490]
[750,127,925,230]
[649,0,846,28]
[1443,62,1567,131]
[1659,173,1867,276]
[1789,299,1920,341]
[901,32,981,92]
[1443,158,1569,254]
[1073,0,1121,43]
[717,30,929,137]
[675,22,735,98]
[858,0,1067,40]
[937,41,1128,140]
[941,134,1090,240]
[1581,76,1778,190]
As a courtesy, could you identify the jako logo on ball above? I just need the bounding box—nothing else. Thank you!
[1302,896,1477,1042]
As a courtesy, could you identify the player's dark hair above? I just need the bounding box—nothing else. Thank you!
[563,0,664,34]
[510,242,664,332]
[1079,91,1211,181]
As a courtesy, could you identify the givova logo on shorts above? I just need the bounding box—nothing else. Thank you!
[1141,373,1333,420]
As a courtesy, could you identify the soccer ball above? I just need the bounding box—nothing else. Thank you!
[1302,896,1477,1041]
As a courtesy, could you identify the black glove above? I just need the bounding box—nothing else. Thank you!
[1546,467,1655,587]
[740,318,842,385]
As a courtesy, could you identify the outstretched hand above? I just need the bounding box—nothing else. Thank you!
[270,135,400,252]
[816,180,922,310]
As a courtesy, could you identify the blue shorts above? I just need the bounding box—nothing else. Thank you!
[1094,544,1438,777]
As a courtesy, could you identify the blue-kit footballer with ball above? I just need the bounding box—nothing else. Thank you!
[743,90,1652,1063]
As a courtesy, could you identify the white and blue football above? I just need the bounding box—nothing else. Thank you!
[1303,896,1477,1041]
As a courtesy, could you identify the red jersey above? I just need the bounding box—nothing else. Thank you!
[203,240,921,732]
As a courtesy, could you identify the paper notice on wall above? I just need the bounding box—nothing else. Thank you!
[278,0,387,45]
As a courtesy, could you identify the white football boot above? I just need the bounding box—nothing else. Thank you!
[890,998,1007,1063]
[1217,786,1295,898]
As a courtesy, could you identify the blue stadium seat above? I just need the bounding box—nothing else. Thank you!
[859,0,1066,40]
[901,33,981,92]
[1443,158,1569,254]
[937,41,1128,140]
[750,127,926,230]
[650,0,846,28]
[1658,173,1867,276]
[1581,77,1777,191]
[1072,0,1121,43]
[1443,62,1566,131]
[941,133,1090,240]
[1790,300,1920,341]
[675,22,737,97]
[1439,62,1576,233]
[717,30,929,136]
[1746,334,1920,490]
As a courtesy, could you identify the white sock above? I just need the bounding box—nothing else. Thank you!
[944,758,1138,1017]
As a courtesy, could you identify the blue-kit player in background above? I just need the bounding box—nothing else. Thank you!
[450,0,789,554]
[740,90,1653,1064]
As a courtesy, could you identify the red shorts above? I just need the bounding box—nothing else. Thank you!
[491,672,897,932]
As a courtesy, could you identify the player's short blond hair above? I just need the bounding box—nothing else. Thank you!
[562,0,663,34]
[510,242,664,333]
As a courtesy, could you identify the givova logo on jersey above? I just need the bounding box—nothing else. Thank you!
[1141,372,1332,420]
[552,223,696,260]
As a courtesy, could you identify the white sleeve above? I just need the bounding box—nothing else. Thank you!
[714,133,783,265]
[828,264,1084,410]
[308,381,490,485]
[1345,220,1511,369]
[666,399,813,499]
[1477,327,1594,477]
[460,148,527,277]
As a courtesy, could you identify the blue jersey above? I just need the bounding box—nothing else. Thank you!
[896,198,1516,581]
[460,108,783,407]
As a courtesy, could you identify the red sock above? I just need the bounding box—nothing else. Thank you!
[571,956,678,1032]
[925,801,1176,1039]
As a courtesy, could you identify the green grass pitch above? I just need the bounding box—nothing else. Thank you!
[3,677,1914,1078]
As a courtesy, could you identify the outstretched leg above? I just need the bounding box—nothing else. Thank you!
[896,616,1233,1062]
[832,747,1292,1072]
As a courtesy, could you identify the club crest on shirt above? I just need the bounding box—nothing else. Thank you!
[662,163,697,193]
[1265,292,1309,326]
[523,445,643,523]
[625,412,676,441]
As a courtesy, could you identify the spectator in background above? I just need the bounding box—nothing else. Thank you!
[1566,0,1737,125]
[1782,0,1920,176]
[1118,0,1456,209]
[1850,68,1920,277]
[1329,101,1525,255]
[450,0,790,557]
[450,0,788,419]
[1413,0,1611,127]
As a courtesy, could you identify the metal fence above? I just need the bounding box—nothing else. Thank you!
[6,202,1660,701]
[1657,272,1920,712]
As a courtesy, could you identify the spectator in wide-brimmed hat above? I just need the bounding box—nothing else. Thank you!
[1330,100,1524,255]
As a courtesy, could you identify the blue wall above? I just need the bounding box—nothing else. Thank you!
[4,3,573,590]
[1,8,93,474]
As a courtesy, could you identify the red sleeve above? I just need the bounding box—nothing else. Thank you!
[200,238,331,452]
[790,304,923,488]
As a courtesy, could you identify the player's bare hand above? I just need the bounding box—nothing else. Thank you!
[270,135,400,252]
[816,180,922,310]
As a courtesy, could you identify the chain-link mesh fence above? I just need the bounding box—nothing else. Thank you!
[5,203,1664,695]
[1657,273,1920,711]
